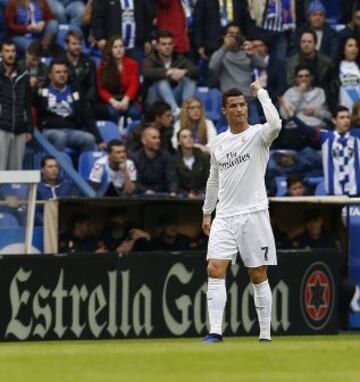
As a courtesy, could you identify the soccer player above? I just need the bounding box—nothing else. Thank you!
[202,80,282,343]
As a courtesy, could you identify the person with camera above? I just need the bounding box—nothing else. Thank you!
[209,23,266,125]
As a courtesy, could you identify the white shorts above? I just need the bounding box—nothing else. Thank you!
[207,209,277,267]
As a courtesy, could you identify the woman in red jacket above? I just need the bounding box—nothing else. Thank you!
[96,35,141,125]
[6,0,58,55]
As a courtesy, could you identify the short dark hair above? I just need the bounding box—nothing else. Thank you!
[222,88,244,107]
[294,64,313,76]
[157,30,173,41]
[300,29,318,44]
[147,101,171,121]
[41,155,57,168]
[48,59,68,71]
[333,105,349,118]
[26,40,43,57]
[224,22,241,36]
[107,139,124,153]
[303,208,322,223]
[286,173,304,189]
[71,214,91,230]
[0,39,16,50]
[65,29,83,44]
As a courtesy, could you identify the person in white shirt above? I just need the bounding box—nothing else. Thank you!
[89,139,137,196]
[202,80,282,343]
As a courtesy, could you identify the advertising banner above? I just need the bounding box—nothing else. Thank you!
[0,251,338,341]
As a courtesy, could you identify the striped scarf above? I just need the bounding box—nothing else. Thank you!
[322,131,360,196]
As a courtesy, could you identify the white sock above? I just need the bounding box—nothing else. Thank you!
[252,279,272,340]
[207,277,227,335]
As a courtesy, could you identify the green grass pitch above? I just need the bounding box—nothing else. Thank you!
[0,335,359,382]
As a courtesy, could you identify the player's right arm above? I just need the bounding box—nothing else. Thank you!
[202,147,219,235]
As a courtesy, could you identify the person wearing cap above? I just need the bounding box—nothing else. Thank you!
[295,0,339,58]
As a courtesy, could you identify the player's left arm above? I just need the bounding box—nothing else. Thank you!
[250,80,282,147]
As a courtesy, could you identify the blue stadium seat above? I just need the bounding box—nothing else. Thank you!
[196,87,222,123]
[96,120,121,143]
[215,120,227,134]
[127,120,140,135]
[0,211,20,227]
[275,177,287,196]
[0,184,28,199]
[78,151,106,179]
[315,179,326,195]
[41,57,52,66]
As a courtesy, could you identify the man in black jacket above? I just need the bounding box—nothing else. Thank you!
[130,127,177,195]
[35,59,106,152]
[91,0,154,58]
[0,39,32,170]
[62,29,97,104]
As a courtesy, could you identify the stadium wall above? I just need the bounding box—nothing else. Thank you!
[0,251,338,342]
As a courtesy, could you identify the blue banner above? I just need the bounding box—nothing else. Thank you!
[348,205,360,327]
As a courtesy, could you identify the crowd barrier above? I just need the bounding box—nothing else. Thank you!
[0,250,338,342]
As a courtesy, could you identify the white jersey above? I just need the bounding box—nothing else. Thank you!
[203,89,282,218]
[89,156,137,189]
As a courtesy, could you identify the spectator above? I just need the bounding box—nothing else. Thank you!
[37,155,74,199]
[59,214,107,253]
[295,0,338,58]
[101,208,151,253]
[209,23,266,124]
[246,0,296,61]
[149,212,191,251]
[292,208,336,249]
[47,0,84,26]
[126,101,174,155]
[285,173,311,196]
[34,59,105,152]
[36,155,76,224]
[144,30,197,116]
[62,29,97,104]
[89,139,137,197]
[5,0,58,56]
[351,99,360,128]
[171,97,217,152]
[251,36,287,104]
[95,36,141,124]
[130,127,177,195]
[280,64,331,129]
[155,0,190,54]
[0,40,32,170]
[332,35,360,111]
[91,0,153,60]
[286,30,335,102]
[339,3,360,41]
[175,129,210,197]
[192,0,222,61]
[289,106,360,195]
[41,30,64,59]
[19,40,47,91]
